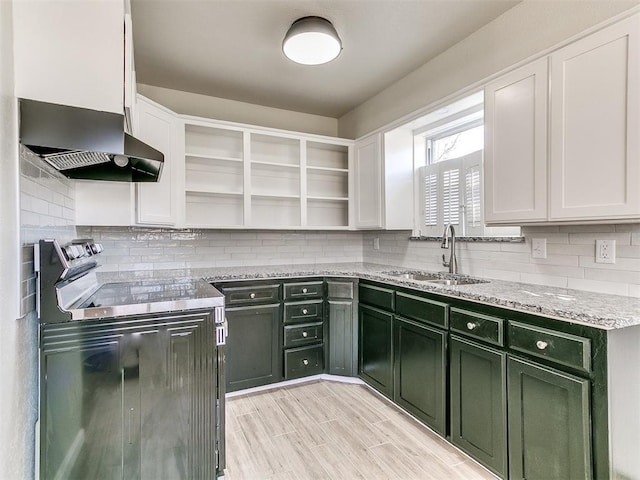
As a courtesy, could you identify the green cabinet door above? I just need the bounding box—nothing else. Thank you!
[450,336,507,478]
[508,356,592,480]
[359,304,393,398]
[328,279,357,377]
[394,316,446,435]
[226,303,282,392]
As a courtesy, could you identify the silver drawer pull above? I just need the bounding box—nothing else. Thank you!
[302,288,308,294]
[466,322,477,330]
[536,340,548,350]
[302,309,308,315]
[302,359,309,366]
[249,293,256,299]
[302,331,308,338]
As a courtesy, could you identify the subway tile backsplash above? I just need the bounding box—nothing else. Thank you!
[363,225,640,297]
[20,147,76,316]
[76,226,365,280]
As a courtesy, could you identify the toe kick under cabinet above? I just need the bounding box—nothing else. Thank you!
[215,277,359,392]
[358,280,638,480]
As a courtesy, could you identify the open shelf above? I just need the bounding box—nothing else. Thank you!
[185,125,243,159]
[185,191,244,227]
[251,133,300,166]
[307,166,349,173]
[252,160,300,169]
[185,153,243,162]
[307,141,349,170]
[307,169,348,198]
[251,196,300,228]
[251,162,300,197]
[307,198,349,227]
[186,156,243,194]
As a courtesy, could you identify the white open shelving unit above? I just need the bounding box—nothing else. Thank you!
[180,118,353,229]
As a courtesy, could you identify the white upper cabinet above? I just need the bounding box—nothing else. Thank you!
[484,12,640,225]
[352,130,415,230]
[484,58,548,224]
[13,0,127,114]
[549,14,640,221]
[353,134,383,228]
[135,96,182,226]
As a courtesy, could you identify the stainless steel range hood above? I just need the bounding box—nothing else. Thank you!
[19,99,164,182]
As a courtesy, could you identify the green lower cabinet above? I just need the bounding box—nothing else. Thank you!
[359,304,393,398]
[394,316,446,436]
[450,336,507,478]
[508,356,592,480]
[225,303,282,392]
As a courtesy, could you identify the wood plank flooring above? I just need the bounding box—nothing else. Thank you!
[224,380,498,480]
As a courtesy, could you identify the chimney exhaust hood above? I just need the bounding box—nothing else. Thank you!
[19,99,164,182]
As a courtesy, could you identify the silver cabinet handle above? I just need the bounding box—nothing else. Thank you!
[302,309,308,315]
[249,293,256,299]
[302,331,308,337]
[302,359,309,366]
[466,322,476,330]
[536,340,548,350]
[302,288,308,294]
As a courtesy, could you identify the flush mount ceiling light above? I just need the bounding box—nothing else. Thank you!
[282,16,342,65]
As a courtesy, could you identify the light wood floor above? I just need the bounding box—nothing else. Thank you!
[224,380,498,480]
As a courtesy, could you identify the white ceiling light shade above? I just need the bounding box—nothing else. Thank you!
[283,16,342,65]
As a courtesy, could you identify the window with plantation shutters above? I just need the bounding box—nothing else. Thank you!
[420,151,482,236]
[413,91,519,238]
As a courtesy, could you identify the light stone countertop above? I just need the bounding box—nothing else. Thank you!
[190,262,640,331]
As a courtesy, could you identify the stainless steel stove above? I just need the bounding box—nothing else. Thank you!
[35,239,226,480]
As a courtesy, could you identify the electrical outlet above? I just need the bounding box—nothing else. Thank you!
[595,239,616,264]
[531,238,547,259]
[373,237,380,250]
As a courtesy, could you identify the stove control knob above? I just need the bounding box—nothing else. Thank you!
[74,245,85,258]
[64,246,76,259]
[90,243,101,254]
[95,243,103,253]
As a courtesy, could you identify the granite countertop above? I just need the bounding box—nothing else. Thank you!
[192,262,640,330]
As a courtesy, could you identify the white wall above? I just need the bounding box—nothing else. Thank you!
[0,1,32,478]
[339,0,640,138]
[138,83,339,137]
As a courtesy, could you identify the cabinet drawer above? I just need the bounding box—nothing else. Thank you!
[284,281,323,300]
[508,321,591,372]
[283,300,324,324]
[395,292,448,329]
[284,344,324,379]
[450,308,504,346]
[359,284,394,311]
[284,322,324,347]
[222,284,280,306]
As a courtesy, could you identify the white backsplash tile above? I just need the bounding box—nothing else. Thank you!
[363,226,640,297]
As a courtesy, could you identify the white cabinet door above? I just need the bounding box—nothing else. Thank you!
[484,58,548,224]
[549,14,640,221]
[13,0,124,114]
[135,97,181,225]
[353,134,383,228]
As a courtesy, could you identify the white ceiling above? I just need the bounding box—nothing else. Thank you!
[131,0,520,118]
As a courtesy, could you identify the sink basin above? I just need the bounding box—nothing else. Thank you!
[382,271,488,286]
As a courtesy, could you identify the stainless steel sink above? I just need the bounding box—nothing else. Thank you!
[382,271,488,286]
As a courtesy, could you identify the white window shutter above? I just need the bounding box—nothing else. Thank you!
[442,166,461,226]
[462,151,484,235]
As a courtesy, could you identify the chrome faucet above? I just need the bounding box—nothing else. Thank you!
[441,224,458,274]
